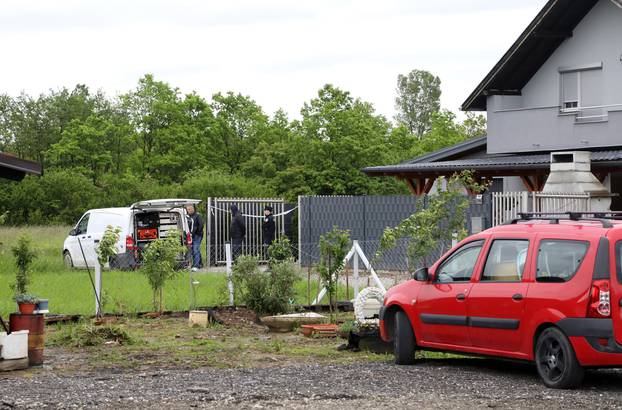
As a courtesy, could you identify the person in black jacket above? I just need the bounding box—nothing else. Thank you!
[229,204,246,260]
[262,205,276,258]
[186,204,204,271]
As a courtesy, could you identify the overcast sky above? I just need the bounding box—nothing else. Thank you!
[1,0,548,120]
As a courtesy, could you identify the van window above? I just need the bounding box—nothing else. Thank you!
[481,240,529,282]
[75,213,90,235]
[536,240,588,282]
[87,213,126,234]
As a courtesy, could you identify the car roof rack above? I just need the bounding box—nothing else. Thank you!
[504,212,622,229]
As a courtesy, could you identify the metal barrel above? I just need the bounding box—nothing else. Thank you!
[9,313,45,366]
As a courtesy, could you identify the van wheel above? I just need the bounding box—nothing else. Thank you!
[394,310,416,365]
[63,251,74,269]
[535,327,584,389]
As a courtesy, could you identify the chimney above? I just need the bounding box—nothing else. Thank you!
[542,151,612,211]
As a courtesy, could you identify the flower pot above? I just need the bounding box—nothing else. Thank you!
[18,303,36,315]
[35,299,49,313]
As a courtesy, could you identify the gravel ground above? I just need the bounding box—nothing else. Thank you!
[1,358,622,409]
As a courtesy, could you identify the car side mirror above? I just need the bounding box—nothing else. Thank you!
[69,228,77,236]
[413,267,429,282]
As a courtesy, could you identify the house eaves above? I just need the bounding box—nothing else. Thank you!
[461,0,599,112]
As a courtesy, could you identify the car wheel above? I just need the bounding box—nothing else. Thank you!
[535,327,584,389]
[63,251,74,269]
[394,310,416,365]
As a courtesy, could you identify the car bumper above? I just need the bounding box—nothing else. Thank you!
[558,318,622,366]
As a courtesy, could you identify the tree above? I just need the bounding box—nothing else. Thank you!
[395,69,441,137]
[140,232,185,312]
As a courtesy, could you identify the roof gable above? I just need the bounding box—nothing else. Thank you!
[462,0,599,111]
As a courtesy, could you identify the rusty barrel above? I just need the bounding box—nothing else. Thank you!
[9,313,45,366]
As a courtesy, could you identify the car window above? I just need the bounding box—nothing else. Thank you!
[436,241,484,283]
[481,240,529,282]
[536,240,588,282]
[75,213,90,235]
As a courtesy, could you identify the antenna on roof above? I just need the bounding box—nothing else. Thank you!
[611,0,622,8]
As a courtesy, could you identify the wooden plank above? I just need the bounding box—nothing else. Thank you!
[0,358,29,372]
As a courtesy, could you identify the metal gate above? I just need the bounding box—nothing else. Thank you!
[206,197,288,266]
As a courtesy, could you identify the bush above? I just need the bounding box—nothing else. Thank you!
[11,236,36,295]
[140,232,185,312]
[232,255,297,315]
[267,237,293,265]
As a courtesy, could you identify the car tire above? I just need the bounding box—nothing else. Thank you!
[63,251,74,269]
[394,310,416,365]
[535,327,584,389]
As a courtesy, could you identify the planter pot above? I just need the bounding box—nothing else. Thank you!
[17,303,36,315]
[35,299,49,313]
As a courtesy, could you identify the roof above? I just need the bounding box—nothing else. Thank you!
[363,138,622,178]
[404,136,487,164]
[462,0,599,111]
[0,152,43,181]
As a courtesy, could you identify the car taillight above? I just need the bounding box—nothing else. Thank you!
[588,280,611,318]
[186,232,192,246]
[126,235,136,251]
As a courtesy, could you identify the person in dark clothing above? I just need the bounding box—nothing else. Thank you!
[229,204,246,260]
[262,205,276,258]
[186,204,204,271]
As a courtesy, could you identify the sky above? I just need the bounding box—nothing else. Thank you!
[0,0,548,120]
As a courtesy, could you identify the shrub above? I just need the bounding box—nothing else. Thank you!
[140,231,185,312]
[317,227,350,316]
[96,225,122,267]
[232,255,297,315]
[11,236,36,296]
[267,237,293,265]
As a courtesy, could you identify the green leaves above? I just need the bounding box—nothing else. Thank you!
[96,225,122,267]
[140,231,186,312]
[377,171,486,270]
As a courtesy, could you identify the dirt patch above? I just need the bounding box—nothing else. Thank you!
[209,307,264,330]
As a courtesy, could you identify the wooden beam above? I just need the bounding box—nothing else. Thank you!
[595,172,608,183]
[403,179,419,196]
[423,178,435,194]
[520,175,537,192]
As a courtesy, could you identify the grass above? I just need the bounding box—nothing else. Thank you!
[0,226,345,317]
[45,316,392,371]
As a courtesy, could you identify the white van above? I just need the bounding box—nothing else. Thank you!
[63,199,201,269]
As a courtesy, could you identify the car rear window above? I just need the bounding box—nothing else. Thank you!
[536,240,588,282]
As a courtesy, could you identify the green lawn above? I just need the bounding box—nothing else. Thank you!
[0,226,334,317]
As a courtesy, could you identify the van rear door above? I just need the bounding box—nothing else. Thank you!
[131,199,201,210]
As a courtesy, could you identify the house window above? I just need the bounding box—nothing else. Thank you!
[559,64,603,115]
[561,71,579,112]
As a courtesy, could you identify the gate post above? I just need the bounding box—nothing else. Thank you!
[225,243,234,306]
[206,197,211,268]
[297,195,302,267]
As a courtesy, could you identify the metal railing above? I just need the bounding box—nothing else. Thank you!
[492,192,591,226]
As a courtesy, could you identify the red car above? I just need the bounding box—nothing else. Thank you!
[380,212,622,389]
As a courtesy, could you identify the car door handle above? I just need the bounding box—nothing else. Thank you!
[456,293,466,301]
[512,294,524,301]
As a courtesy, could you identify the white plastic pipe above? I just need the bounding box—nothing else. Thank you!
[225,243,234,306]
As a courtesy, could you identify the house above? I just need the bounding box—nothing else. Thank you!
[0,152,42,180]
[363,0,622,209]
